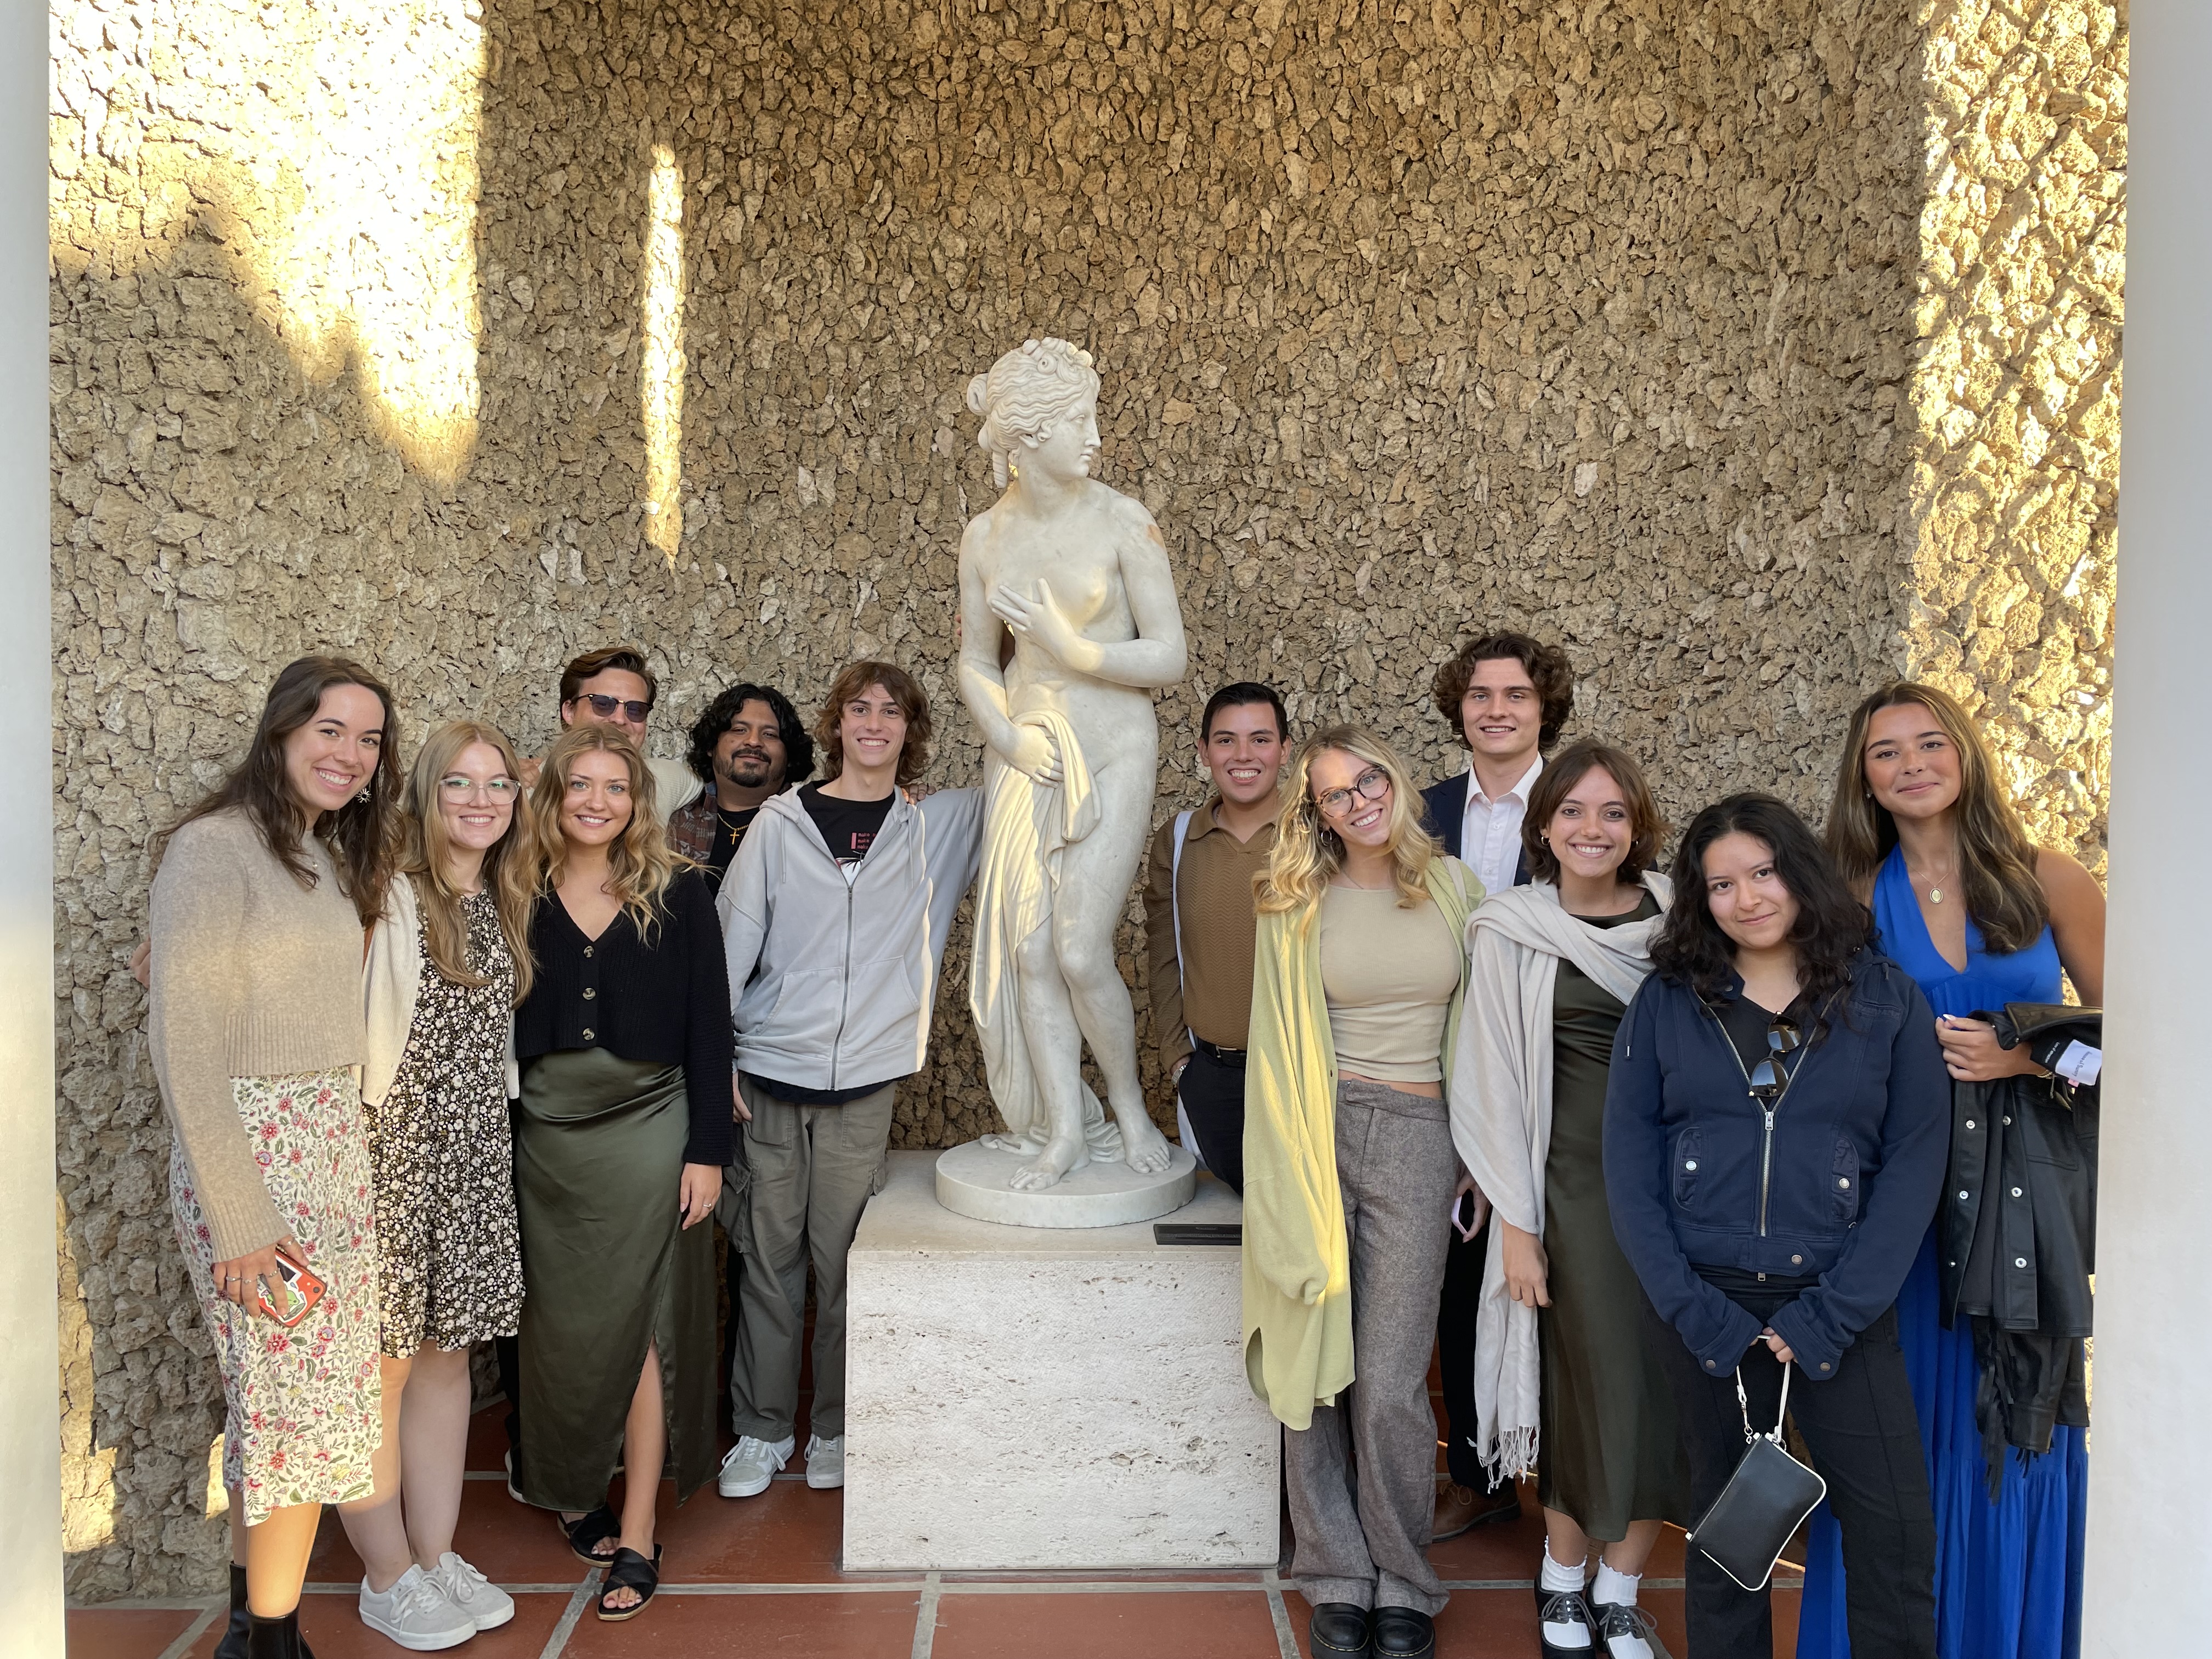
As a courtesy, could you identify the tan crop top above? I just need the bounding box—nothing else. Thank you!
[1318,884,1463,1084]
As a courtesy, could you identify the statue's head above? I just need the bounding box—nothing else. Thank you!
[966,338,1102,491]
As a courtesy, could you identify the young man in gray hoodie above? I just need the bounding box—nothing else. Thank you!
[714,659,984,1498]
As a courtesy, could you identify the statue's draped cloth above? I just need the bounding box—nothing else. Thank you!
[969,709,1124,1160]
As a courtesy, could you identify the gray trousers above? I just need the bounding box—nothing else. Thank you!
[725,1078,895,1444]
[1284,1079,1458,1615]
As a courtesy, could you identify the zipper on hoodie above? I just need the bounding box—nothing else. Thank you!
[1700,1001,1802,1238]
[800,792,902,1092]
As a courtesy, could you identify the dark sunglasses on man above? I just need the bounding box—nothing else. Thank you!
[574,692,651,723]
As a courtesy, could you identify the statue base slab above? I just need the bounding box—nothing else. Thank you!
[843,1150,1278,1571]
[933,1137,1198,1228]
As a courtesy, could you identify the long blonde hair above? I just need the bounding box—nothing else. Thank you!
[400,720,537,1004]
[1825,681,2050,954]
[525,725,683,938]
[1257,725,1437,919]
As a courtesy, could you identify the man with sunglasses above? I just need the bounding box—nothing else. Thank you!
[554,645,706,820]
[1419,631,1577,1542]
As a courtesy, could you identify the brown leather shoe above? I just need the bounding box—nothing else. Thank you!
[1431,1475,1522,1541]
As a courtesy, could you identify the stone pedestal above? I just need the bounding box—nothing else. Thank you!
[933,1137,1197,1228]
[843,1150,1279,1571]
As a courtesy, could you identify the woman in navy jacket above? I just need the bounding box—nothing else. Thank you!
[1604,794,1947,1659]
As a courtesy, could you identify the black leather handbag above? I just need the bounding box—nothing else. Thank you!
[1685,1363,1827,1592]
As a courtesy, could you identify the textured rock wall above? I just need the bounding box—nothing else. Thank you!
[1903,0,2123,867]
[49,0,2122,1597]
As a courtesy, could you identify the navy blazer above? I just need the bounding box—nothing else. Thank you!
[1419,771,1530,887]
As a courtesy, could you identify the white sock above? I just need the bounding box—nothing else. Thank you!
[1539,1542,1586,1594]
[1592,1562,1639,1607]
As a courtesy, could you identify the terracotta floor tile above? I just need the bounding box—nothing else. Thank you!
[560,1588,919,1658]
[656,1475,848,1583]
[931,1590,1279,1659]
[1426,1486,1544,1583]
[173,1593,574,1658]
[66,1606,202,1659]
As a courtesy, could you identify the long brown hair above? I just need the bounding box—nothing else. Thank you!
[399,721,537,1004]
[156,654,399,924]
[524,724,683,938]
[1825,681,2049,955]
[816,659,933,787]
[1257,725,1437,919]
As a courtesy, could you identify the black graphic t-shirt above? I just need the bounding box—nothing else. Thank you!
[800,782,894,868]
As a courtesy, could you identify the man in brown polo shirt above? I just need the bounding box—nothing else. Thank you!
[1142,681,1289,1193]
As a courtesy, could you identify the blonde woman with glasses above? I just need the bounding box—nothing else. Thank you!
[340,721,538,1649]
[1243,724,1483,1659]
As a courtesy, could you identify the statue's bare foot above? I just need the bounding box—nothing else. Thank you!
[1009,1131,1088,1191]
[1117,1111,1176,1176]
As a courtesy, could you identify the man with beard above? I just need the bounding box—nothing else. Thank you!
[669,685,815,891]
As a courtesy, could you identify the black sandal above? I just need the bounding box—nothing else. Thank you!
[558,1505,622,1565]
[596,1544,663,1622]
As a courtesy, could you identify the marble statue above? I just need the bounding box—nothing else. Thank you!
[956,338,1189,1194]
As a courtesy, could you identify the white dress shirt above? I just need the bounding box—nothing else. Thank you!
[1460,753,1543,896]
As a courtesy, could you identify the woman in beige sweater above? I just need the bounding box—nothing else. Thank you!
[148,656,398,1659]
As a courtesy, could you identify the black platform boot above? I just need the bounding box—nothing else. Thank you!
[212,1564,249,1659]
[244,1607,307,1658]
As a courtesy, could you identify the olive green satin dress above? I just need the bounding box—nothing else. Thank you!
[514,1048,717,1509]
[1537,892,1690,1537]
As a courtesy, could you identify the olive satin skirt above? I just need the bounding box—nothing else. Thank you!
[514,1048,717,1509]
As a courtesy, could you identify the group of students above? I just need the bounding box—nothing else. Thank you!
[145,644,977,1655]
[145,625,2101,1659]
[1146,633,2101,1659]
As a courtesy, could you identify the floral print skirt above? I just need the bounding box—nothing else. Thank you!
[170,1068,383,1527]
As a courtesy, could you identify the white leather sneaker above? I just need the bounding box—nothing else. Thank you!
[718,1432,794,1498]
[357,1563,475,1651]
[430,1551,514,1631]
[804,1433,845,1490]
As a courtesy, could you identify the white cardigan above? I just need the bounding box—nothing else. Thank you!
[362,873,521,1108]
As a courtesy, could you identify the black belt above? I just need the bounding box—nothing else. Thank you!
[1194,1037,1248,1068]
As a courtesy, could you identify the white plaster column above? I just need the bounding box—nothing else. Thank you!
[2081,4,2210,1652]
[5,0,64,1638]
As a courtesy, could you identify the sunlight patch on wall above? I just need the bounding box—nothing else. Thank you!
[642,143,688,565]
[48,0,485,482]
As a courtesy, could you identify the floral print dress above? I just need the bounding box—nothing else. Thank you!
[170,1070,383,1527]
[365,885,524,1356]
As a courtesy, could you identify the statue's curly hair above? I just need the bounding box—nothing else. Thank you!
[966,338,1099,490]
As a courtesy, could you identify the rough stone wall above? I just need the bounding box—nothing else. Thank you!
[48,0,2119,1598]
[1904,0,2123,869]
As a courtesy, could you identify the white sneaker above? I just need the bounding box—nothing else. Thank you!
[357,1563,476,1651]
[804,1433,845,1490]
[429,1552,514,1632]
[718,1432,794,1498]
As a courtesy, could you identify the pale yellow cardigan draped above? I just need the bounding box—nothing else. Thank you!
[1239,856,1481,1430]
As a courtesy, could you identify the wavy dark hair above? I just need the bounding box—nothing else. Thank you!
[1431,631,1576,753]
[686,683,816,789]
[1652,793,1873,1030]
[154,654,401,926]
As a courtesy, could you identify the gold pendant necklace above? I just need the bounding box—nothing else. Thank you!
[1928,886,1944,904]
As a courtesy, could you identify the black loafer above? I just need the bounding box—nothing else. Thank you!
[1310,1601,1371,1657]
[1372,1606,1435,1657]
[1536,1585,1596,1659]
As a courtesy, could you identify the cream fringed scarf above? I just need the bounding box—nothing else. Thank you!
[1446,873,1671,1485]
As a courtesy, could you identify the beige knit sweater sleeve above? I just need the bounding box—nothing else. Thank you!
[148,819,287,1260]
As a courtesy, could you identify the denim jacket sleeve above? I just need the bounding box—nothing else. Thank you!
[1765,971,1950,1377]
[1604,982,1765,1375]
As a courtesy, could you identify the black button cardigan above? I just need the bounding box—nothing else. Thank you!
[515,867,735,1167]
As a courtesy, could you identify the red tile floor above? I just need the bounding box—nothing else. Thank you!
[68,1372,1801,1658]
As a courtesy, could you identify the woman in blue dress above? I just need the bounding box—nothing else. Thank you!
[1809,681,2106,1659]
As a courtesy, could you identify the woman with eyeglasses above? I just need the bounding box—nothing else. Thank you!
[510,724,731,1625]
[1798,683,2106,1659]
[335,721,537,1649]
[1604,794,1949,1659]
[1243,725,1482,1659]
